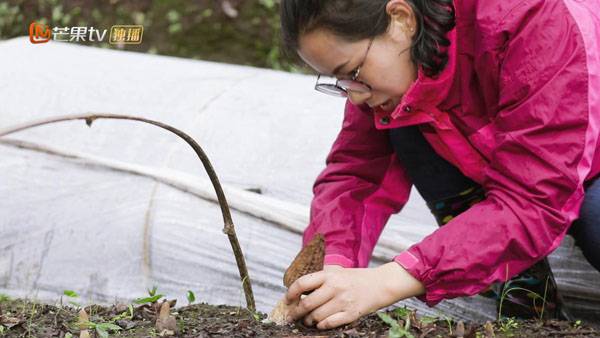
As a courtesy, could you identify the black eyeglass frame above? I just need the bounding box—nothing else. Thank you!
[314,37,375,97]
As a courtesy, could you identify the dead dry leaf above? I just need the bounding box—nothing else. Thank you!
[0,315,24,329]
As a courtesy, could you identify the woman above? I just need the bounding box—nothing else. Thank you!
[280,0,600,330]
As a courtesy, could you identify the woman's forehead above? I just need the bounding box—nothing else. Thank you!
[298,30,363,76]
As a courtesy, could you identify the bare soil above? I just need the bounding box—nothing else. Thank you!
[1,298,598,337]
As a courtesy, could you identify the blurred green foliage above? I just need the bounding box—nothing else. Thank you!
[0,0,304,72]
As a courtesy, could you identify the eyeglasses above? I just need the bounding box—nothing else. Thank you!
[314,38,374,97]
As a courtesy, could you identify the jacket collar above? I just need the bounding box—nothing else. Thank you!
[389,22,458,119]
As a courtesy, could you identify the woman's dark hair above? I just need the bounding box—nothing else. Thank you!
[280,0,455,77]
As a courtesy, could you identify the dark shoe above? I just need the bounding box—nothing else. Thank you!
[496,257,572,320]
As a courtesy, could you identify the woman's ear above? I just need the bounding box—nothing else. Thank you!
[385,0,417,39]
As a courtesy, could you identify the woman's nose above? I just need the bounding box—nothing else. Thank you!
[347,90,371,106]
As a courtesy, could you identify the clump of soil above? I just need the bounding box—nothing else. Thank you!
[0,297,597,337]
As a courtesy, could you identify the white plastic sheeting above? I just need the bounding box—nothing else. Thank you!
[1,37,598,323]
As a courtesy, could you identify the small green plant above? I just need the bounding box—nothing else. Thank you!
[444,316,453,335]
[0,294,10,302]
[237,276,249,315]
[63,290,81,308]
[377,312,415,338]
[110,304,134,322]
[79,320,122,338]
[186,290,196,305]
[498,317,519,337]
[247,308,262,322]
[393,306,411,319]
[134,286,164,305]
[498,280,549,320]
[25,302,38,337]
[573,320,582,329]
[435,311,453,335]
[148,327,159,337]
[418,315,438,325]
[63,290,79,298]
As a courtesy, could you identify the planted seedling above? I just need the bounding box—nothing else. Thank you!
[498,317,518,337]
[434,311,454,336]
[63,290,81,308]
[377,311,414,338]
[186,290,196,305]
[134,286,164,305]
[497,277,549,320]
[77,308,122,338]
[110,304,134,322]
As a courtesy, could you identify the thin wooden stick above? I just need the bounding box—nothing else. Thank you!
[0,113,256,312]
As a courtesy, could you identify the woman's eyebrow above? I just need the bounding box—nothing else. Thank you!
[331,60,350,76]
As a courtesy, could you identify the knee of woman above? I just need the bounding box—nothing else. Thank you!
[570,221,600,272]
[571,182,600,270]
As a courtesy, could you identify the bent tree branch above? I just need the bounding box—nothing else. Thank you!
[0,113,256,312]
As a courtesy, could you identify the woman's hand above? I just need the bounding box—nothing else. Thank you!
[284,262,425,330]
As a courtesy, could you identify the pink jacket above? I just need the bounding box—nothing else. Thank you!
[302,0,600,306]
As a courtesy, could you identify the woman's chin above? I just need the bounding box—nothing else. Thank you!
[379,98,400,112]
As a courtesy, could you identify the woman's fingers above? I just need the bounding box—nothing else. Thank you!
[303,295,341,326]
[316,311,351,330]
[285,272,325,305]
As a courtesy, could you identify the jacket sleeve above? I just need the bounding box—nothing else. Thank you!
[394,1,600,306]
[303,100,412,268]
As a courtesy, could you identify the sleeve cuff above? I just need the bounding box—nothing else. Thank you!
[324,254,356,268]
[393,251,444,307]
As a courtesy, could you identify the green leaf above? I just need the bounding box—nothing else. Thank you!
[187,290,196,304]
[389,327,403,338]
[96,326,109,338]
[63,290,79,298]
[377,312,399,328]
[148,286,158,297]
[394,307,411,319]
[419,315,438,324]
[389,325,415,338]
[97,323,122,331]
[134,294,163,304]
[64,333,73,338]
